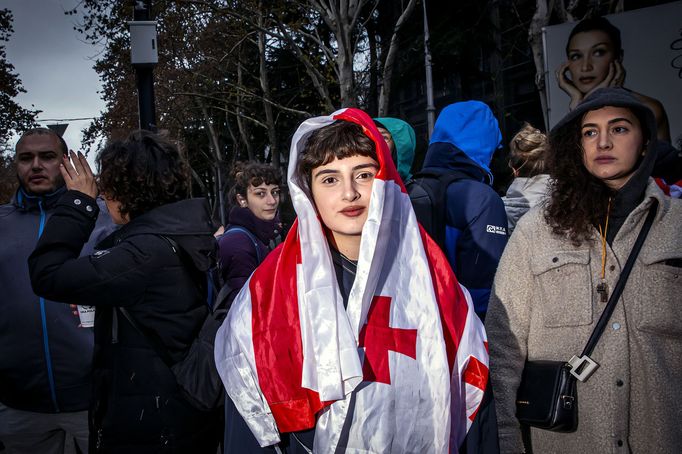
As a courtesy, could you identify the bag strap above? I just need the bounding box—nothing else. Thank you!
[223,226,263,264]
[568,199,658,381]
[117,306,175,368]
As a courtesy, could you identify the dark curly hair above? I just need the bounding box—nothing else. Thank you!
[295,121,377,194]
[545,119,615,245]
[227,162,281,205]
[96,130,190,220]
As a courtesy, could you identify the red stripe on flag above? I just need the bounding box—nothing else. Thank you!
[419,226,468,375]
[250,221,330,433]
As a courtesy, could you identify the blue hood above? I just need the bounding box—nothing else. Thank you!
[427,101,502,179]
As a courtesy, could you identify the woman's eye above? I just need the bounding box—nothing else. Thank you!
[568,52,581,61]
[582,129,597,138]
[272,190,280,197]
[612,126,628,134]
[357,171,375,180]
[254,192,265,198]
[321,177,337,185]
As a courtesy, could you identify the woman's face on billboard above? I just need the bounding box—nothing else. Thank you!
[566,30,618,94]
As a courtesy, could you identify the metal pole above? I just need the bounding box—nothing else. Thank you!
[423,0,435,138]
[133,0,157,131]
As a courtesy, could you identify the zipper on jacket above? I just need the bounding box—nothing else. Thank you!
[37,200,60,412]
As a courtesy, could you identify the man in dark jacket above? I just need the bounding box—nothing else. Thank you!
[0,128,114,453]
[422,101,509,320]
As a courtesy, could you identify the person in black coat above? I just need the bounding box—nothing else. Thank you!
[28,131,219,453]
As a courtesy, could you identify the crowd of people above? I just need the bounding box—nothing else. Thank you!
[1,16,681,454]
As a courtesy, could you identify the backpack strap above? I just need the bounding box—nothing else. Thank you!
[222,226,264,264]
[407,169,469,250]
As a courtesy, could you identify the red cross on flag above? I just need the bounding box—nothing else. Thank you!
[215,108,489,452]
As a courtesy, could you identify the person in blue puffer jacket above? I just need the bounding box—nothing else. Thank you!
[421,101,509,320]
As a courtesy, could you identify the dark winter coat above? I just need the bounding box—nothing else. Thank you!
[423,101,509,318]
[0,186,114,413]
[28,190,219,453]
[217,206,280,302]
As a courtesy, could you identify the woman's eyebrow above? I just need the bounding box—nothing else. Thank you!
[353,163,379,171]
[314,168,339,179]
[581,118,634,129]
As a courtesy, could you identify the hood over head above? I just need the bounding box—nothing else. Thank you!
[550,87,658,242]
[427,101,502,177]
[373,117,416,181]
[550,87,658,192]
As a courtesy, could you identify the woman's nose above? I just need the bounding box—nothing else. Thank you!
[597,131,612,150]
[342,180,360,201]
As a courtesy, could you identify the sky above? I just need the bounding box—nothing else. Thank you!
[4,0,107,165]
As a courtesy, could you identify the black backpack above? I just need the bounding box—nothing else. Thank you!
[406,168,468,251]
[116,233,259,412]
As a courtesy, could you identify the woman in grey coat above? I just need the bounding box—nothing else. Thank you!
[486,88,681,453]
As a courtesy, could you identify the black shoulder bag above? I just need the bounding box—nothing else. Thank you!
[515,200,658,436]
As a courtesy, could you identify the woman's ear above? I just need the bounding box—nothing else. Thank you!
[236,194,247,207]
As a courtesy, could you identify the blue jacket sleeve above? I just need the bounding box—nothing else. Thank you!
[445,182,509,317]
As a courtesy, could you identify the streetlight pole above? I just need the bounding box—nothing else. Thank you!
[130,0,157,131]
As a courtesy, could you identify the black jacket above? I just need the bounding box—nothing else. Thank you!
[29,190,219,453]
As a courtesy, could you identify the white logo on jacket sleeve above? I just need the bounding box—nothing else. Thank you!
[486,225,507,235]
[93,249,111,258]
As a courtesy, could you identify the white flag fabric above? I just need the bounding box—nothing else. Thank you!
[214,108,489,452]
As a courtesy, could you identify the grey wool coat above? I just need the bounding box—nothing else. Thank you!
[486,181,682,453]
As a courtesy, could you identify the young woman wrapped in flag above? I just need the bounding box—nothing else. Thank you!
[215,108,495,453]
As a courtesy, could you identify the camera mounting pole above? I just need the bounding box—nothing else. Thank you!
[129,0,157,131]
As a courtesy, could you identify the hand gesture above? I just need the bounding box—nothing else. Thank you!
[60,150,98,199]
[555,61,583,110]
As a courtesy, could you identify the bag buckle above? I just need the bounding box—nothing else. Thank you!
[568,355,599,382]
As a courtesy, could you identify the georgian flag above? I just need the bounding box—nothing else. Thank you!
[214,108,489,452]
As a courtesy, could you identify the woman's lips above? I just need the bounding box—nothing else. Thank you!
[340,206,365,217]
[595,156,616,163]
[579,76,596,85]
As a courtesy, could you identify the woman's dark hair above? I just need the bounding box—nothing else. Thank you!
[509,123,548,178]
[545,115,624,245]
[228,162,281,204]
[96,130,190,220]
[566,17,623,59]
[295,121,378,193]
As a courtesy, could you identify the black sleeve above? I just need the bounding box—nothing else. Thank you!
[29,190,152,307]
[459,381,501,454]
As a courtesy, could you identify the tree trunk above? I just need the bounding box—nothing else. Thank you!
[378,0,418,117]
[258,3,279,168]
[236,52,254,161]
[529,0,551,130]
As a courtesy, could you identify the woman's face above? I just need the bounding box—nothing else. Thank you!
[377,127,395,152]
[240,183,280,221]
[310,154,379,246]
[581,106,644,190]
[566,30,618,94]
